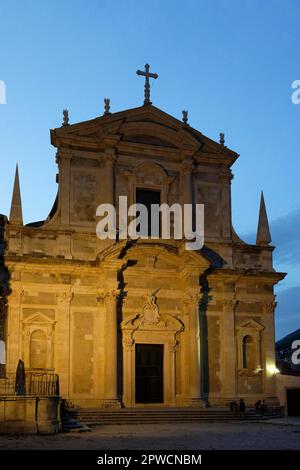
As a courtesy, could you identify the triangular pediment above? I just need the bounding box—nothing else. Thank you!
[22,312,54,324]
[239,319,265,331]
[51,104,238,160]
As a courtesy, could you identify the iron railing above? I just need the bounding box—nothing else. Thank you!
[0,372,59,396]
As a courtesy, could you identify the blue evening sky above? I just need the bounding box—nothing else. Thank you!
[0,0,299,338]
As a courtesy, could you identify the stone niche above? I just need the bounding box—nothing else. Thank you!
[22,311,56,371]
[236,319,264,397]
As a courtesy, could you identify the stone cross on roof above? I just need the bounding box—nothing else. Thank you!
[136,63,158,105]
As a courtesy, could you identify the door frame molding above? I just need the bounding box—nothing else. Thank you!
[121,314,184,408]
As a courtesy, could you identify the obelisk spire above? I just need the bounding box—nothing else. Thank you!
[9,164,23,225]
[256,191,271,245]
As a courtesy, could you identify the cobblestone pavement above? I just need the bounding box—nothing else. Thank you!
[0,421,300,450]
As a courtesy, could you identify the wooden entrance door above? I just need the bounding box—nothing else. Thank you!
[135,344,164,404]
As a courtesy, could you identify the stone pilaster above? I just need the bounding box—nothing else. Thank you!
[262,301,277,401]
[121,338,134,408]
[56,291,73,397]
[96,148,117,251]
[6,286,23,373]
[104,290,121,407]
[183,292,204,406]
[0,289,9,378]
[103,149,117,206]
[56,149,72,227]
[181,158,193,206]
[221,299,237,400]
[220,168,233,239]
[94,293,105,400]
[181,308,190,403]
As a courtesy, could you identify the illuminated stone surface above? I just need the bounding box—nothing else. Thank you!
[0,104,285,408]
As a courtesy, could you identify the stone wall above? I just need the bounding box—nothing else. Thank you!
[276,374,300,415]
[0,396,60,434]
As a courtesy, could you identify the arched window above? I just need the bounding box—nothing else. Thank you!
[30,330,47,369]
[242,335,256,369]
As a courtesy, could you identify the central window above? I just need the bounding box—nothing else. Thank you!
[135,188,161,237]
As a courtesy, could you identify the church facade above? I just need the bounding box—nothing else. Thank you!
[0,97,285,408]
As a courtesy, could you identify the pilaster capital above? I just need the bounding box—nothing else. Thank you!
[104,289,122,304]
[103,151,117,165]
[119,169,134,181]
[183,291,202,306]
[55,148,73,165]
[221,299,238,310]
[262,301,277,314]
[181,158,193,174]
[6,288,22,306]
[219,168,233,183]
[96,292,105,305]
[122,338,134,352]
[56,291,74,305]
[169,339,179,353]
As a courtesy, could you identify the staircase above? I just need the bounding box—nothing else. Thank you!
[61,407,283,430]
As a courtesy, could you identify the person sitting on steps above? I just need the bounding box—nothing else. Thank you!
[239,398,246,417]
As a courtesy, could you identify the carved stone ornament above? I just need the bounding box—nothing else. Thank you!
[182,159,193,174]
[121,289,184,336]
[96,290,121,304]
[104,98,111,115]
[141,290,162,326]
[62,109,69,126]
[146,256,157,268]
[237,367,263,377]
[183,291,202,306]
[262,301,277,314]
[56,292,74,304]
[221,299,239,310]
[122,338,134,352]
[96,293,105,305]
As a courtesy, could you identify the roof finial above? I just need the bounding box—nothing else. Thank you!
[9,164,23,226]
[62,109,69,126]
[256,191,272,245]
[182,110,188,125]
[219,132,225,146]
[136,64,158,105]
[104,98,111,115]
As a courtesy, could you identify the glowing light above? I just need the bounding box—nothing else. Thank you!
[267,363,280,375]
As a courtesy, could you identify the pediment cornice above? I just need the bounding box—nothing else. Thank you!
[50,105,238,162]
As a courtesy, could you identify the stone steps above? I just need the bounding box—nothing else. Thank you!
[60,417,91,433]
[61,407,283,428]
